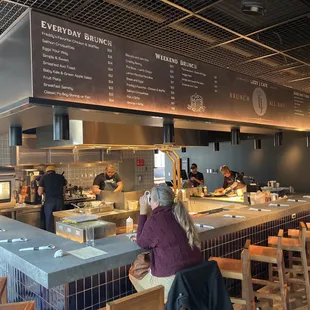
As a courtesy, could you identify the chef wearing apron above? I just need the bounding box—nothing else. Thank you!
[37,166,67,232]
[215,165,245,194]
[92,164,124,199]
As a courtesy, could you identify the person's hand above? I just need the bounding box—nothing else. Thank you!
[215,188,221,193]
[190,177,196,181]
[130,233,137,242]
[139,195,148,215]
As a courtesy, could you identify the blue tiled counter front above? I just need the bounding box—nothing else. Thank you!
[0,196,310,309]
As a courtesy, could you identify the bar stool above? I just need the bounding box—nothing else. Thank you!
[210,240,255,310]
[288,222,310,263]
[249,229,289,310]
[0,277,7,304]
[100,285,164,310]
[268,222,310,309]
[0,301,35,310]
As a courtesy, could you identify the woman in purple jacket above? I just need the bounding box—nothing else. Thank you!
[129,183,203,298]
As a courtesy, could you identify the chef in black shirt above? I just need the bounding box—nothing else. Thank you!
[37,166,67,232]
[187,163,204,187]
[92,165,123,199]
[215,165,245,193]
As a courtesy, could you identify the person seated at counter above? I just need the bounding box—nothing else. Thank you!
[187,163,204,187]
[92,164,123,199]
[215,165,245,194]
[129,183,203,298]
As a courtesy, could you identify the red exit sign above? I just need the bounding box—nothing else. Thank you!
[136,158,145,167]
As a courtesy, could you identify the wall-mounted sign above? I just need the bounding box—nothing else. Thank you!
[30,11,310,130]
[136,159,145,167]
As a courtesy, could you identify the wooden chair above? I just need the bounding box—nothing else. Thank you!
[0,277,7,304]
[250,229,289,310]
[0,301,35,310]
[288,222,310,261]
[100,285,164,310]
[210,240,255,310]
[268,222,310,309]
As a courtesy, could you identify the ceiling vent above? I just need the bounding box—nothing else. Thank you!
[241,0,266,16]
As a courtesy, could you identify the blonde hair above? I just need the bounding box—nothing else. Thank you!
[151,184,201,249]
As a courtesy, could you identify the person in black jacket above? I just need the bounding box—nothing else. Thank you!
[38,166,67,232]
[165,260,232,310]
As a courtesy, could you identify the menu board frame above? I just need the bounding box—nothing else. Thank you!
[29,10,310,130]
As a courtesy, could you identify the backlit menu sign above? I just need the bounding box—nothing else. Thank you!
[30,11,310,130]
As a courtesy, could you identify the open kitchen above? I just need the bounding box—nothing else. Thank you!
[1,4,310,310]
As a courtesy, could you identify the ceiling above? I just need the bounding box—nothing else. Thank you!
[1,0,310,95]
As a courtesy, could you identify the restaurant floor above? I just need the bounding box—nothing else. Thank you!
[233,286,308,309]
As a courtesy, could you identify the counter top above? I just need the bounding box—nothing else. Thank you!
[194,194,310,240]
[0,194,309,289]
[0,204,41,213]
[53,208,139,219]
[190,195,245,204]
[0,215,141,288]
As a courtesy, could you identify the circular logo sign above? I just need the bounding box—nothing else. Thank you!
[252,87,267,116]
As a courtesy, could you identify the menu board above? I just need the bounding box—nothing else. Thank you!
[30,11,310,130]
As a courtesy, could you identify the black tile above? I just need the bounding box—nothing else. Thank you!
[113,268,119,280]
[92,274,98,287]
[99,285,106,303]
[107,270,113,282]
[85,289,92,308]
[77,292,84,310]
[85,277,92,290]
[93,304,100,310]
[69,281,76,296]
[92,286,99,305]
[113,280,120,297]
[120,278,126,295]
[69,295,77,310]
[77,279,84,293]
[99,272,106,284]
[107,282,113,300]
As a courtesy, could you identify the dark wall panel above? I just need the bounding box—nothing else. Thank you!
[0,13,32,108]
[165,132,310,192]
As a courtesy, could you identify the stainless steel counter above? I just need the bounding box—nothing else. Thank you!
[0,204,41,227]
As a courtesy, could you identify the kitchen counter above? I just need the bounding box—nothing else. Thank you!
[53,208,140,230]
[1,194,310,309]
[0,194,308,288]
[190,195,245,204]
[0,215,141,289]
[53,208,138,219]
[0,203,41,213]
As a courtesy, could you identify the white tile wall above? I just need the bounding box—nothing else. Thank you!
[0,134,12,166]
[122,150,154,191]
[56,150,155,190]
